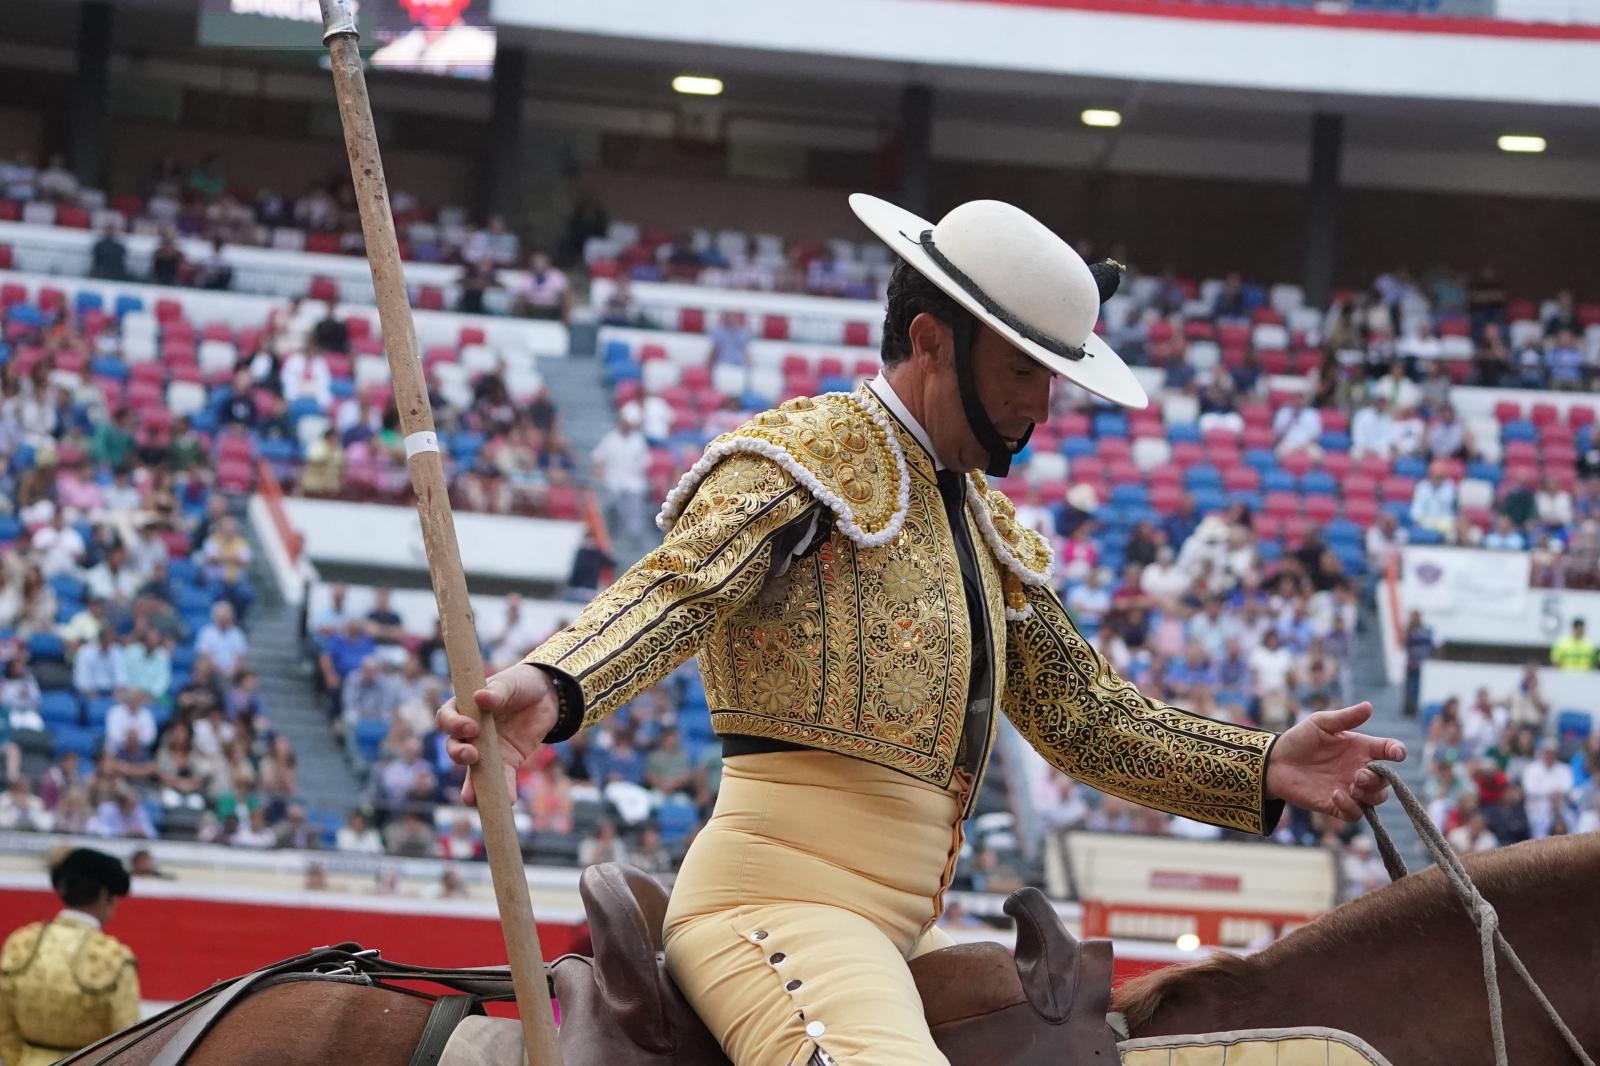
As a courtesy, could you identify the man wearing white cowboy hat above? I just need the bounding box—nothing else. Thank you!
[438,194,1407,1065]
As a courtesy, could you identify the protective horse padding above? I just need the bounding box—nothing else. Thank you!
[1118,1027,1394,1066]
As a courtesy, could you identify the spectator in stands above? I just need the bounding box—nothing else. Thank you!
[1482,514,1526,551]
[85,543,140,607]
[1271,397,1322,457]
[644,725,693,799]
[578,820,624,867]
[1547,330,1586,391]
[193,239,234,291]
[1446,809,1498,854]
[73,626,125,697]
[439,816,482,861]
[1409,462,1457,539]
[1534,475,1574,531]
[34,512,86,579]
[155,722,209,811]
[628,824,672,874]
[119,626,171,701]
[520,251,571,322]
[1550,617,1595,671]
[1505,664,1549,729]
[1210,272,1249,322]
[455,260,499,315]
[1521,740,1574,838]
[89,226,130,282]
[1425,406,1471,462]
[149,232,185,287]
[34,153,77,201]
[1368,361,1419,411]
[378,736,436,807]
[1401,611,1436,718]
[384,810,438,857]
[258,735,298,809]
[196,602,249,675]
[275,803,323,851]
[1466,266,1508,341]
[1349,395,1396,459]
[524,762,574,834]
[0,777,51,831]
[1471,321,1510,387]
[232,807,277,849]
[337,809,383,853]
[1544,290,1582,338]
[88,786,155,840]
[343,655,400,729]
[592,404,652,546]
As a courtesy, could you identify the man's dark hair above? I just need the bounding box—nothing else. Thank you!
[879,258,973,369]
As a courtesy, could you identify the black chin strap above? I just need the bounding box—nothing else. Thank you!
[950,311,1032,478]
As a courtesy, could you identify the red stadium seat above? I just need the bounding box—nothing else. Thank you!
[638,344,668,363]
[1304,495,1338,523]
[0,245,11,270]
[1343,496,1378,526]
[1321,452,1353,480]
[1580,305,1600,328]
[1146,320,1175,345]
[155,299,184,322]
[1107,459,1142,485]
[458,326,485,346]
[1223,467,1260,492]
[1279,450,1313,477]
[200,323,233,343]
[308,276,339,302]
[853,359,879,379]
[1147,465,1181,488]
[1502,441,1538,463]
[38,288,65,314]
[1281,515,1314,546]
[56,206,90,229]
[1149,483,1184,514]
[0,202,17,223]
[1129,411,1164,439]
[588,259,619,280]
[816,357,846,380]
[1531,403,1560,427]
[1264,491,1300,517]
[677,308,705,334]
[1183,320,1215,341]
[1169,441,1205,467]
[305,232,341,255]
[1493,401,1522,424]
[1242,425,1274,451]
[1097,437,1132,461]
[110,194,144,218]
[1056,412,1090,438]
[1292,350,1322,376]
[1218,324,1250,349]
[1381,476,1416,503]
[844,322,871,347]
[762,315,790,341]
[1259,350,1290,375]
[416,286,445,311]
[680,365,712,391]
[423,345,457,369]
[1569,406,1597,430]
[1253,513,1283,540]
[1354,455,1390,481]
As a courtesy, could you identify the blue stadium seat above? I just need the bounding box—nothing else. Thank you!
[1301,470,1337,496]
[1166,423,1201,444]
[1409,527,1445,545]
[51,725,102,761]
[0,516,20,544]
[1556,710,1593,747]
[329,379,356,400]
[1184,465,1222,489]
[1467,461,1501,486]
[11,445,33,472]
[819,375,853,394]
[1421,701,1444,729]
[40,691,82,728]
[188,409,218,434]
[49,574,85,604]
[1225,490,1262,511]
[1262,469,1297,494]
[75,292,104,315]
[656,796,699,844]
[84,696,115,727]
[1191,487,1225,514]
[740,390,773,411]
[1093,412,1128,438]
[1393,456,1428,480]
[1501,420,1537,443]
[1325,518,1362,546]
[602,340,632,366]
[26,632,65,662]
[258,438,300,464]
[1257,539,1283,563]
[353,719,389,763]
[91,356,127,380]
[1317,432,1350,454]
[1381,501,1411,526]
[1060,437,1095,460]
[1244,449,1277,474]
[54,599,80,625]
[113,294,143,318]
[167,559,201,586]
[288,397,325,422]
[1110,484,1148,507]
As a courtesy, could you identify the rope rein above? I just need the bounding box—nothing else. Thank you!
[1358,763,1594,1066]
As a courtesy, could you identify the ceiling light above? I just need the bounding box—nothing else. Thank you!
[1175,933,1201,952]
[1081,109,1122,129]
[673,75,724,97]
[1498,134,1546,154]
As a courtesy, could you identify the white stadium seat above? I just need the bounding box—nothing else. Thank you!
[355,355,390,391]
[1508,319,1543,348]
[712,363,748,397]
[1269,284,1304,316]
[198,340,237,376]
[1252,323,1290,350]
[1132,437,1173,472]
[641,358,680,394]
[460,344,499,377]
[21,201,55,226]
[1026,452,1068,485]
[1458,478,1495,511]
[166,380,208,418]
[1185,340,1220,372]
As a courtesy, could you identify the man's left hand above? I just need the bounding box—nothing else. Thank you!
[1265,702,1407,822]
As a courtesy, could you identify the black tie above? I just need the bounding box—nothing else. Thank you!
[936,470,993,781]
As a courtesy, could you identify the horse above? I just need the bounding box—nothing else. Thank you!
[64,835,1597,1065]
[1115,833,1600,1065]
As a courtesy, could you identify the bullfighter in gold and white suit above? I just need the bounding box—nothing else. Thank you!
[439,194,1406,1066]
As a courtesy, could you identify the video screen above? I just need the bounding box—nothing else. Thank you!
[197,0,496,80]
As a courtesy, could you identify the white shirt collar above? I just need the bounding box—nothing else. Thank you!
[864,375,944,471]
[58,908,101,930]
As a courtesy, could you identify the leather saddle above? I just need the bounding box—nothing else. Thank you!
[548,863,1120,1065]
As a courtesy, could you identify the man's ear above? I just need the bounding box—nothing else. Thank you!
[906,312,953,369]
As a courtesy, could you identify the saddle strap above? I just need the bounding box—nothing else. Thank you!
[145,945,370,1066]
[406,994,482,1066]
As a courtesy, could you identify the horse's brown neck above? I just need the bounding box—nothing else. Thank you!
[1114,835,1600,1065]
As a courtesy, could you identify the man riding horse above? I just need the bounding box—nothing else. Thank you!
[438,195,1408,1066]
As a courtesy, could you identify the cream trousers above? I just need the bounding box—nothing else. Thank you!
[663,750,969,1066]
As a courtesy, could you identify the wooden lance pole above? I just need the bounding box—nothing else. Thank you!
[317,4,563,1063]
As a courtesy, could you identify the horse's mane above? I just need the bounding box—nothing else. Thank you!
[1113,833,1599,1033]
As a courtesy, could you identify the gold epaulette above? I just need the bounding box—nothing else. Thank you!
[965,471,1055,620]
[72,930,135,994]
[0,923,44,976]
[656,391,911,548]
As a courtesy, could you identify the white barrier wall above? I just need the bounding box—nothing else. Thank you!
[282,497,586,586]
[1397,544,1600,648]
[305,581,584,650]
[0,266,568,358]
[1419,660,1600,712]
[0,220,534,313]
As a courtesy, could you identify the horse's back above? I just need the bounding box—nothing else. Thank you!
[67,980,434,1066]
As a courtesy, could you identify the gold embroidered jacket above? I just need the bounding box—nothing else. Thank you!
[0,916,139,1066]
[530,386,1281,833]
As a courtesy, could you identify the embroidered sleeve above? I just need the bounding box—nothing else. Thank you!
[1002,582,1282,835]
[527,453,816,736]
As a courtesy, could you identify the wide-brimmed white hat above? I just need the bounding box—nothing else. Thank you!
[850,193,1147,410]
